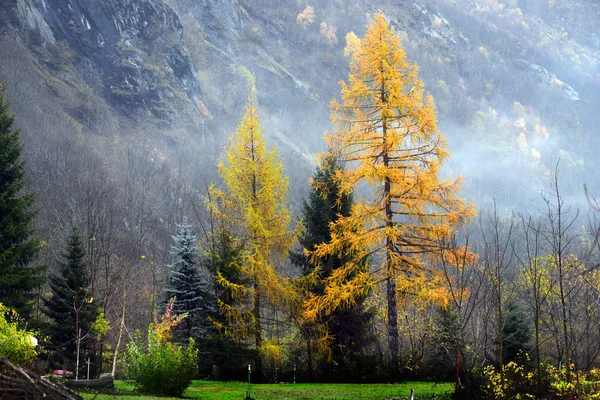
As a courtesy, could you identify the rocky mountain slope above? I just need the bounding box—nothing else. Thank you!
[1,0,599,210]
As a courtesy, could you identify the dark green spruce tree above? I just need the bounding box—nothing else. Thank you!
[431,306,465,379]
[502,299,532,363]
[199,219,255,380]
[44,227,97,372]
[291,152,375,382]
[164,217,213,342]
[0,79,45,320]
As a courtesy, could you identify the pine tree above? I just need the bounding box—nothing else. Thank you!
[305,13,475,373]
[291,152,374,382]
[200,224,255,380]
[432,306,464,379]
[164,216,212,342]
[44,227,97,371]
[203,225,246,336]
[209,98,300,381]
[502,299,532,363]
[0,79,45,320]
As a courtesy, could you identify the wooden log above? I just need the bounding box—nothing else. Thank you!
[64,375,114,389]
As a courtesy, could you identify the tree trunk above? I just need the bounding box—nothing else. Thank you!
[380,64,398,377]
[307,338,313,382]
[386,275,399,374]
[497,284,504,385]
[253,276,263,383]
[534,309,541,381]
[75,295,80,381]
[112,278,127,377]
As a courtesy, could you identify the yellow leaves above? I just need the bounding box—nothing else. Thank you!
[320,22,337,45]
[296,5,315,25]
[216,270,247,301]
[260,339,283,366]
[344,32,360,58]
[534,123,550,139]
[92,309,110,341]
[153,298,187,342]
[303,262,371,322]
[209,98,301,343]
[517,132,528,153]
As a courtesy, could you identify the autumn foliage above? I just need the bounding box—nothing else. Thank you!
[209,98,300,378]
[304,13,475,370]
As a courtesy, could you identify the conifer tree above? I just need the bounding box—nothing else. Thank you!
[0,79,45,320]
[306,13,475,373]
[209,98,300,380]
[164,216,212,342]
[44,227,97,370]
[292,152,374,381]
[502,299,532,363]
[200,222,254,380]
[203,225,246,336]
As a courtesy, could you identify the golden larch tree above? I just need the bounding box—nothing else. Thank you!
[209,99,300,379]
[306,13,475,372]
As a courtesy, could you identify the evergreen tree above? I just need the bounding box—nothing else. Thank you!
[164,216,212,342]
[292,152,375,382]
[199,225,255,380]
[502,299,532,363]
[203,227,246,336]
[432,306,464,379]
[44,227,97,371]
[0,79,45,320]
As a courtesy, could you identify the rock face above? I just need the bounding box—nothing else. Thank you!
[517,59,580,101]
[172,0,248,54]
[1,0,598,182]
[13,0,202,121]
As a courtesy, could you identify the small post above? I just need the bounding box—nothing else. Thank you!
[246,364,251,400]
[410,388,414,400]
[87,357,90,380]
[293,363,296,384]
[76,328,81,380]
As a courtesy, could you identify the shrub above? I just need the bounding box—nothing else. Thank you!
[476,354,600,400]
[125,300,198,396]
[0,302,38,365]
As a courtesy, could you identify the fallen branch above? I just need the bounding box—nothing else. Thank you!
[0,358,83,400]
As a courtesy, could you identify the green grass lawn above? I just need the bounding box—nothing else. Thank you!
[81,380,453,399]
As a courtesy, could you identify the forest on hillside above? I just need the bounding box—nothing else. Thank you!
[2,1,600,399]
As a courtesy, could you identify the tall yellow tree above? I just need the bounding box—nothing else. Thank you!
[209,99,299,380]
[306,13,475,371]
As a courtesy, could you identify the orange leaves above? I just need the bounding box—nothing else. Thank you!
[306,12,475,324]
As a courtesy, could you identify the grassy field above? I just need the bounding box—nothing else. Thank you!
[81,380,453,399]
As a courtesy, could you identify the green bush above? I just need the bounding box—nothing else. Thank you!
[0,302,38,365]
[474,354,600,400]
[125,301,198,396]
